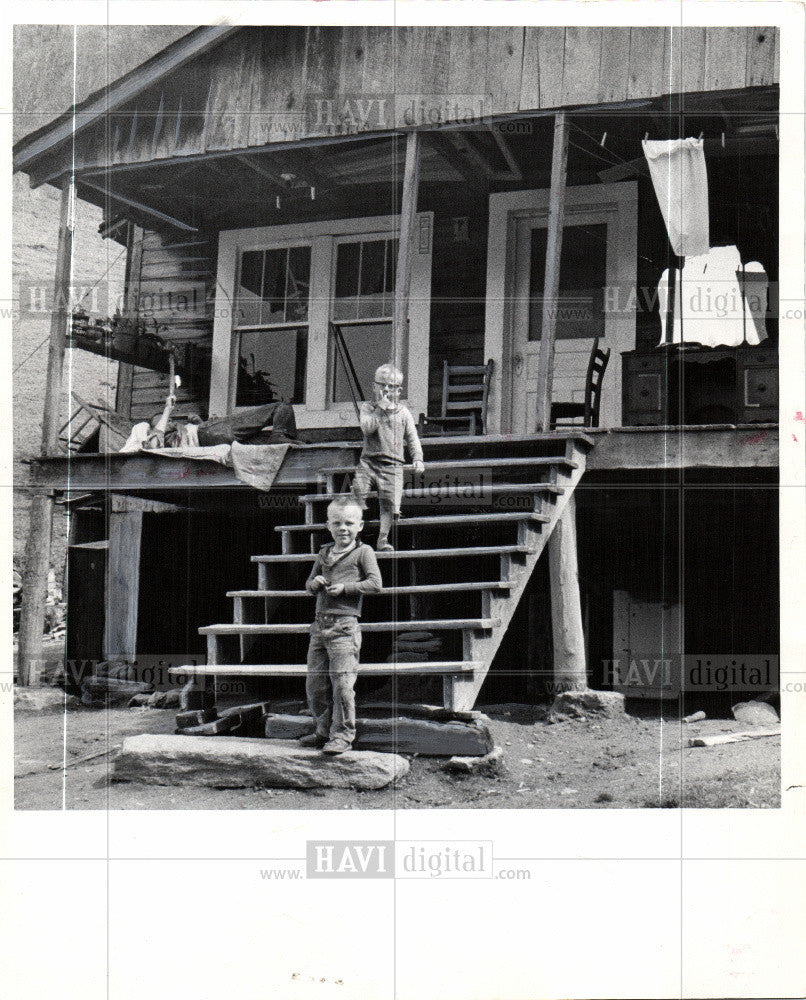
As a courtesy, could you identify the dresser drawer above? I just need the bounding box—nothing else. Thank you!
[744,366,778,408]
[626,372,663,413]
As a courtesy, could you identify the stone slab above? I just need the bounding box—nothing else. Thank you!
[113,735,409,789]
[264,714,493,756]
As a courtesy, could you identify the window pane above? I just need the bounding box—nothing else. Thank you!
[236,246,311,327]
[334,238,397,322]
[261,248,290,324]
[237,250,264,326]
[528,223,607,341]
[285,245,311,322]
[331,322,395,403]
[334,242,360,320]
[236,327,308,406]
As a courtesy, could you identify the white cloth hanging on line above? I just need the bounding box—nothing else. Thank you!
[643,138,710,257]
[657,245,768,347]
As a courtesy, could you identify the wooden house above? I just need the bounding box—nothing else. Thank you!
[15,26,780,711]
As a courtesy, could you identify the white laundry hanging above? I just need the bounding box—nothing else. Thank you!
[643,138,710,258]
[657,246,768,347]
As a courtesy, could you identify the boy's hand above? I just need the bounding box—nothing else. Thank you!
[311,575,328,591]
[413,460,425,474]
[325,583,345,596]
[359,401,376,415]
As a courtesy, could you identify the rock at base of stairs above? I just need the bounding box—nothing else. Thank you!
[265,714,493,756]
[265,714,315,740]
[443,747,506,776]
[359,702,486,724]
[176,707,218,729]
[549,689,626,721]
[219,701,272,736]
[731,700,779,726]
[113,735,409,790]
[81,677,154,707]
[176,716,238,736]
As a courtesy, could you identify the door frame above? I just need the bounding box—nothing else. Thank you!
[484,182,637,433]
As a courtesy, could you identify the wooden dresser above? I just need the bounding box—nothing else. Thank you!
[622,345,778,425]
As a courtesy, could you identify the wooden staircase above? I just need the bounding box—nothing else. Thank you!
[172,432,593,712]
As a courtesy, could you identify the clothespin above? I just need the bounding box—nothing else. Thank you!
[698,131,704,140]
[600,131,607,147]
[310,186,316,201]
[644,132,649,141]
[276,194,281,210]
[721,132,725,148]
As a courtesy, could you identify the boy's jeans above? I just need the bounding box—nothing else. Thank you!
[306,614,361,743]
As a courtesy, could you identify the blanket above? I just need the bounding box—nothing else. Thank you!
[144,442,290,492]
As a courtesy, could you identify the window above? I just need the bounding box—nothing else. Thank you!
[528,223,607,340]
[233,246,310,404]
[331,237,398,402]
[213,213,432,426]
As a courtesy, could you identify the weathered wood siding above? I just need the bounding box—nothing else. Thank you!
[123,229,216,420]
[64,27,778,172]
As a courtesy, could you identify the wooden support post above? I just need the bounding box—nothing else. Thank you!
[535,113,570,433]
[17,178,74,686]
[547,495,587,691]
[103,509,143,662]
[392,130,421,373]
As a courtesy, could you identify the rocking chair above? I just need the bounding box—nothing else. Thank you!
[418,359,494,437]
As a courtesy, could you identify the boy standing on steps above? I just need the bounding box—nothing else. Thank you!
[352,363,425,551]
[300,498,382,755]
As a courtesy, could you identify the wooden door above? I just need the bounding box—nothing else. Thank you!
[485,183,637,434]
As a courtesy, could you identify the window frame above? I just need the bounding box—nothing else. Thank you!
[212,213,433,428]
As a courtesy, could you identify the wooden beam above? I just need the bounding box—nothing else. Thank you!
[104,509,143,661]
[547,495,587,692]
[490,125,523,180]
[424,130,486,195]
[17,178,75,686]
[78,178,198,232]
[535,112,570,432]
[392,131,421,373]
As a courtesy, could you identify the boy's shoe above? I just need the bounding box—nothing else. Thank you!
[298,733,328,748]
[322,738,352,755]
[376,539,394,552]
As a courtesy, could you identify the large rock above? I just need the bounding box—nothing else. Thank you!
[113,735,409,790]
[265,714,493,756]
[732,700,779,726]
[81,676,153,706]
[14,687,82,712]
[549,689,627,721]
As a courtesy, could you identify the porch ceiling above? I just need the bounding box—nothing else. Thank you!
[67,84,778,238]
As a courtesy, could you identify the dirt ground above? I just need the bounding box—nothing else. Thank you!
[14,697,780,810]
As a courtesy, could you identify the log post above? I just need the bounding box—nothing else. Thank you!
[17,177,75,685]
[392,130,421,373]
[547,495,587,691]
[535,113,570,432]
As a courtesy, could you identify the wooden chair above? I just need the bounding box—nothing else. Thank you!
[418,359,494,436]
[550,338,611,429]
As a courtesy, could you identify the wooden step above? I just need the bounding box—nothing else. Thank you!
[252,544,534,563]
[297,483,566,503]
[169,661,482,678]
[228,581,513,598]
[319,455,579,476]
[275,512,550,533]
[200,618,500,636]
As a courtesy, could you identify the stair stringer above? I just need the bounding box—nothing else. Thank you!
[444,454,588,712]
